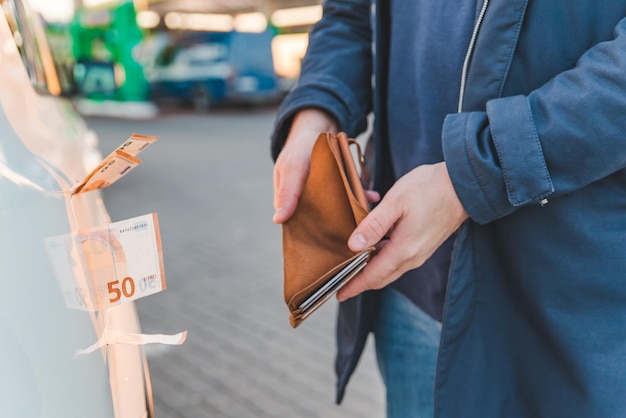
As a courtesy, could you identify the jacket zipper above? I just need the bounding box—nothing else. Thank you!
[458,0,490,112]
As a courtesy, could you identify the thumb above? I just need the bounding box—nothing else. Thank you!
[348,200,399,252]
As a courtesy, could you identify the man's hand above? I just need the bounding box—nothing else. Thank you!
[337,162,469,301]
[273,109,338,224]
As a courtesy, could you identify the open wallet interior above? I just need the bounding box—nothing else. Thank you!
[281,132,374,328]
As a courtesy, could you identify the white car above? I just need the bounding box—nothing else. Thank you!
[0,0,154,416]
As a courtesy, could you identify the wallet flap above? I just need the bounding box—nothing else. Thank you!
[329,133,369,225]
[336,133,369,211]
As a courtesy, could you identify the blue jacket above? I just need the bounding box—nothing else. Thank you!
[271,0,626,415]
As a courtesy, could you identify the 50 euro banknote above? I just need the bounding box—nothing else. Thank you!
[44,213,166,311]
[73,133,157,194]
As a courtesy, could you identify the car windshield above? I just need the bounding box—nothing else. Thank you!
[156,42,228,67]
[186,43,227,66]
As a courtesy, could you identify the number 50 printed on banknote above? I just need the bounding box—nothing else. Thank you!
[44,213,166,311]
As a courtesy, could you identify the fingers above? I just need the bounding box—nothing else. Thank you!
[365,189,381,204]
[272,158,308,224]
[272,130,318,224]
[341,198,404,300]
[347,198,400,252]
[337,240,400,301]
[273,109,338,224]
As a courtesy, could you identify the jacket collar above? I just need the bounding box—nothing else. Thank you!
[461,0,529,111]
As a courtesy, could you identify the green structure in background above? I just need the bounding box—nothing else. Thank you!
[70,1,149,102]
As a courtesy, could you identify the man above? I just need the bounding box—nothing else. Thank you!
[272,1,626,417]
[272,1,473,415]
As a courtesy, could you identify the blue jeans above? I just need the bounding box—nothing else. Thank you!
[373,287,441,418]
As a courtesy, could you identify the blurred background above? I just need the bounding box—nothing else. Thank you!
[30,0,323,117]
[26,0,384,417]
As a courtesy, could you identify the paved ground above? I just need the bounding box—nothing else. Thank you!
[85,106,385,418]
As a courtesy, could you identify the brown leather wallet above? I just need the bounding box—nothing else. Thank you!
[282,132,374,328]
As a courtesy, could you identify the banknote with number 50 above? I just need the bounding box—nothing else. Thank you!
[44,213,166,311]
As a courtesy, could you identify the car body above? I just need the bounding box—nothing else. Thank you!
[146,30,282,111]
[0,0,153,416]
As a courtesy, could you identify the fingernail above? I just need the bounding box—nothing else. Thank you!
[273,207,285,223]
[349,233,367,251]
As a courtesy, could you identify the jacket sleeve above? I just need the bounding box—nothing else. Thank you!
[443,16,626,224]
[270,0,373,160]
